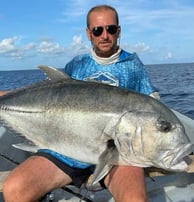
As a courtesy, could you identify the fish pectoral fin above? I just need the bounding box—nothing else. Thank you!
[12,143,40,153]
[38,65,70,81]
[92,164,113,186]
[92,139,119,185]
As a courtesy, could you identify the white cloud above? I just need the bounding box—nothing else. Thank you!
[37,41,65,55]
[37,35,89,58]
[0,35,89,62]
[0,36,19,54]
[0,36,36,60]
[23,43,36,51]
[72,35,82,45]
[67,35,89,56]
[126,42,152,54]
[134,42,151,52]
[165,52,173,60]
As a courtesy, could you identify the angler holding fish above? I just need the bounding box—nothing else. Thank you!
[0,5,193,202]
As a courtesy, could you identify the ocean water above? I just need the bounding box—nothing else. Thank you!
[0,63,194,119]
[146,63,194,119]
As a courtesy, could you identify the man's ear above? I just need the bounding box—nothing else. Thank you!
[117,26,121,38]
[86,28,92,41]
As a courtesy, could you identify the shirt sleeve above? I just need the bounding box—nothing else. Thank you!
[63,60,73,76]
[133,53,158,95]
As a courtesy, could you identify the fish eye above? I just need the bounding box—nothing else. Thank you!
[157,120,172,133]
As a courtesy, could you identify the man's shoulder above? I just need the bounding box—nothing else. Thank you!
[119,50,143,67]
[70,53,91,63]
[120,49,139,61]
[64,53,92,75]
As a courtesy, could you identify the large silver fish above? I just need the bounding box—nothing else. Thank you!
[0,65,193,184]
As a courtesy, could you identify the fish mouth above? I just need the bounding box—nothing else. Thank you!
[167,143,194,171]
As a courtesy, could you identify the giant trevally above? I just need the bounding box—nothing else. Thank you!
[0,65,193,184]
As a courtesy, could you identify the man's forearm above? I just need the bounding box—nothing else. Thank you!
[0,91,9,96]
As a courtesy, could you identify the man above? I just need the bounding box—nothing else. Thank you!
[2,5,155,202]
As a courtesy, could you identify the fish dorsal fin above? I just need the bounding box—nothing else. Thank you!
[38,65,70,81]
[12,143,40,153]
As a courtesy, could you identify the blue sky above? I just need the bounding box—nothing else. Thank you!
[0,0,194,70]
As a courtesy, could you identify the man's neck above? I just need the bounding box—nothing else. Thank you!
[91,47,121,65]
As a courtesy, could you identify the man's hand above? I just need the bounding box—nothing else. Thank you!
[0,91,9,96]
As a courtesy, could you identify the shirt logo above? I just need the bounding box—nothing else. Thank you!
[85,71,119,86]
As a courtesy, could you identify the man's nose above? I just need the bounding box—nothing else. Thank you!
[101,28,109,39]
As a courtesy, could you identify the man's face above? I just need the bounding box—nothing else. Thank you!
[86,10,120,57]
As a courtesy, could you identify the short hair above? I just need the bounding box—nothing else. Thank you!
[86,5,119,28]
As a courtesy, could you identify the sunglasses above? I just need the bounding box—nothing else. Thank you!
[90,25,119,37]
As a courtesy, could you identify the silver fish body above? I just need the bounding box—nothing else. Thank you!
[0,66,193,183]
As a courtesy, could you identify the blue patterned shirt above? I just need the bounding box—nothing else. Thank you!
[64,49,156,95]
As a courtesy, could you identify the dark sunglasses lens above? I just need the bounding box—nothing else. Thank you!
[92,27,103,36]
[91,25,118,36]
[107,25,118,34]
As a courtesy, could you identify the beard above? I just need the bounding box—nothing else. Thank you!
[92,41,118,58]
